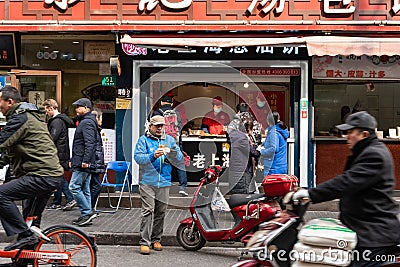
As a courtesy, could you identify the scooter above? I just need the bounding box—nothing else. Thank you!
[232,195,400,267]
[176,165,298,251]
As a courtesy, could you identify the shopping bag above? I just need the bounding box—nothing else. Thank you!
[211,187,231,212]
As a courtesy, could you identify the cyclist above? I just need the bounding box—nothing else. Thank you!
[0,86,64,251]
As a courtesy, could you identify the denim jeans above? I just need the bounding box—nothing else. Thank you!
[52,178,73,205]
[69,171,92,216]
[90,173,102,209]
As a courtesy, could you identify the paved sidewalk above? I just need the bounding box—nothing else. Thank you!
[0,207,338,246]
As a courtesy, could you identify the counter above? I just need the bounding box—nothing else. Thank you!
[181,136,295,183]
[314,137,400,189]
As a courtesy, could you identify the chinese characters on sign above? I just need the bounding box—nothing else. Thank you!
[43,0,400,15]
[192,152,230,169]
[312,55,400,80]
[122,45,301,57]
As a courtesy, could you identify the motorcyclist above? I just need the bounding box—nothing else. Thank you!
[293,111,400,267]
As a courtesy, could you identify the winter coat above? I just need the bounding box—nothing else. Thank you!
[0,102,64,178]
[261,125,277,176]
[309,134,400,247]
[134,130,183,187]
[71,112,98,172]
[48,113,73,170]
[90,127,105,174]
[268,124,289,174]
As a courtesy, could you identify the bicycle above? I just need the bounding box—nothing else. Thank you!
[0,216,97,267]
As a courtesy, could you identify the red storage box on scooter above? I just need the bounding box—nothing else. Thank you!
[262,174,299,197]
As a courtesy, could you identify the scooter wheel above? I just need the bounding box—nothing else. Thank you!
[176,224,206,251]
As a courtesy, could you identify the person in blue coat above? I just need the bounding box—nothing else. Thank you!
[134,115,183,255]
[260,111,289,175]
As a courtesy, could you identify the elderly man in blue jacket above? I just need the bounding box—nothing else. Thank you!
[134,115,183,255]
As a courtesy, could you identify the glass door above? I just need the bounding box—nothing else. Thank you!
[10,70,61,106]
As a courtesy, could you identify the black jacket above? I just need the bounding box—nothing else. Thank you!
[309,134,400,247]
[90,126,105,174]
[71,112,98,172]
[48,113,73,170]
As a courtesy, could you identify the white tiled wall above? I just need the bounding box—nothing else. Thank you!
[314,82,400,134]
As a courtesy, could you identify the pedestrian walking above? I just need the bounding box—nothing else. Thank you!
[134,115,183,255]
[43,98,77,211]
[69,98,98,226]
[90,109,105,211]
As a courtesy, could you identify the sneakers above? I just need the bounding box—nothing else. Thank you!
[46,204,62,210]
[63,200,77,211]
[179,190,188,197]
[140,245,150,255]
[4,234,39,251]
[73,213,97,226]
[152,242,162,251]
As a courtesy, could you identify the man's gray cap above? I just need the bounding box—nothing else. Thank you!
[336,111,377,131]
[72,98,92,109]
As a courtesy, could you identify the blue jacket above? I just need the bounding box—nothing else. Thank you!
[261,125,277,176]
[71,112,98,172]
[269,124,289,174]
[134,131,183,187]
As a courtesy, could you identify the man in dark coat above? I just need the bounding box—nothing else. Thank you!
[69,98,98,226]
[293,111,400,267]
[43,98,76,211]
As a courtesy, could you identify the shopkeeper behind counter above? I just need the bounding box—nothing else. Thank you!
[201,96,230,135]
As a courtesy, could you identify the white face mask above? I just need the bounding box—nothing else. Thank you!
[257,101,266,108]
[214,107,222,114]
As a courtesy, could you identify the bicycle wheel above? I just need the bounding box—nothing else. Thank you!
[33,225,97,267]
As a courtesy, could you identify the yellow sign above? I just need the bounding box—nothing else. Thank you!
[116,98,131,110]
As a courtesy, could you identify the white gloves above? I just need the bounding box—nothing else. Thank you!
[292,188,309,202]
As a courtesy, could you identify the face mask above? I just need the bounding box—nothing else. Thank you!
[257,101,266,108]
[214,107,222,114]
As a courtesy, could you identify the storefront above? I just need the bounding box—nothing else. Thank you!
[1,0,400,188]
[118,49,309,184]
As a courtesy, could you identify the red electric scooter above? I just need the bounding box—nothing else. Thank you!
[176,165,298,251]
[232,195,400,267]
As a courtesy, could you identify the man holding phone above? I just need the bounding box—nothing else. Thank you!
[134,115,183,255]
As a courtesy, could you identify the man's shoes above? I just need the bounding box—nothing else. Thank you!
[4,235,39,251]
[73,213,96,226]
[140,245,150,255]
[63,200,77,211]
[179,190,188,197]
[46,204,61,210]
[152,242,163,251]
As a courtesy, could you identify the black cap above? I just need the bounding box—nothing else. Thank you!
[336,111,377,131]
[161,96,173,103]
[72,98,92,109]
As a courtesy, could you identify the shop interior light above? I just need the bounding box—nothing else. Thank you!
[72,41,80,44]
[243,82,249,88]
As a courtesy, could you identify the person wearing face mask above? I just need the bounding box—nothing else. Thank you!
[201,96,230,135]
[250,91,269,132]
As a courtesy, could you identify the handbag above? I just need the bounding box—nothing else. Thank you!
[211,187,231,212]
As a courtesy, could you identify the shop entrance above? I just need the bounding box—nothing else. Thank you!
[10,70,61,105]
[130,60,310,187]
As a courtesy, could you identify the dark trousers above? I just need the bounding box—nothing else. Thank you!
[351,246,398,267]
[90,173,102,209]
[0,175,62,236]
[52,178,74,205]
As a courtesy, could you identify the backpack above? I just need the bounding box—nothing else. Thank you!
[159,109,180,141]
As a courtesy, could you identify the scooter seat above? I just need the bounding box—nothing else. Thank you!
[227,193,266,209]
